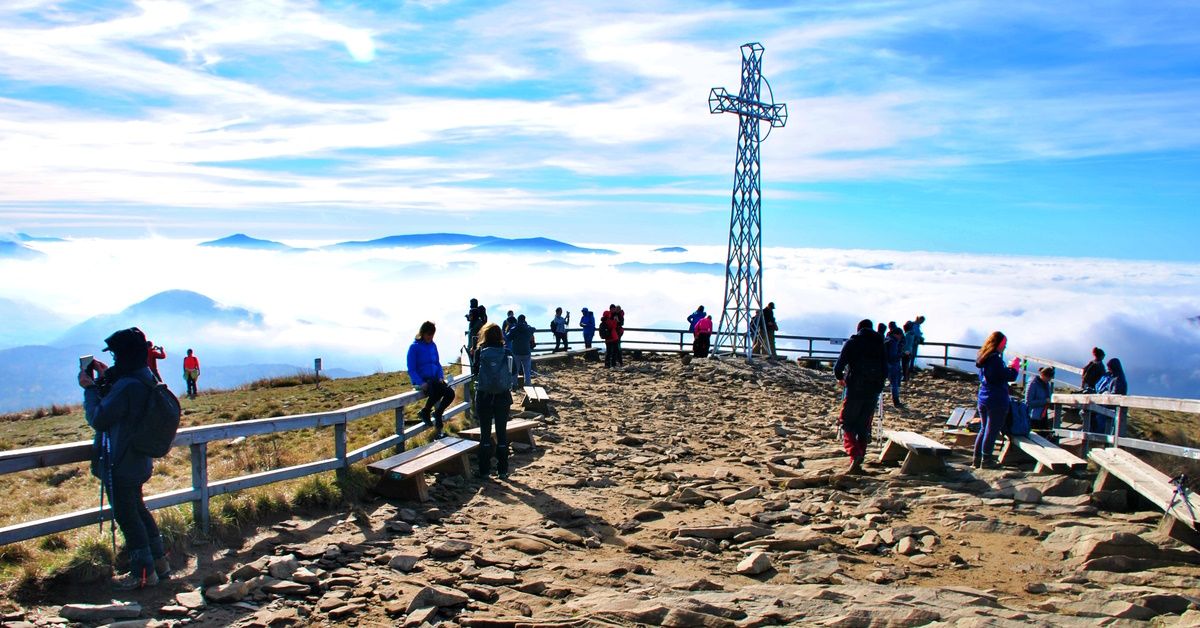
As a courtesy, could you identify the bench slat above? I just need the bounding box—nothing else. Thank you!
[389,439,478,479]
[460,418,539,437]
[883,430,951,454]
[1089,448,1200,528]
[367,439,458,475]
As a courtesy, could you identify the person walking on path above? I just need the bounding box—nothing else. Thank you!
[974,331,1020,469]
[466,298,487,353]
[763,302,779,357]
[579,308,596,349]
[693,313,713,358]
[551,307,570,352]
[1025,366,1055,430]
[504,314,536,387]
[471,323,514,480]
[687,306,705,333]
[884,325,905,409]
[79,327,170,589]
[834,320,887,474]
[182,349,200,399]
[407,321,455,439]
[145,341,165,382]
[1081,347,1106,392]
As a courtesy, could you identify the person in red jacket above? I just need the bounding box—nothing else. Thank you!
[145,341,166,382]
[182,349,200,399]
[602,306,625,367]
[693,314,713,358]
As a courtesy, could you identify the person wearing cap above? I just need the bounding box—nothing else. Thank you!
[78,327,170,589]
[579,308,596,349]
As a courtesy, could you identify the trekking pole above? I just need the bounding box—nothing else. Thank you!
[97,433,107,535]
[1165,473,1195,526]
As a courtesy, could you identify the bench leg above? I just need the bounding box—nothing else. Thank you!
[997,438,1022,465]
[899,452,945,475]
[1033,461,1051,474]
[374,473,430,502]
[516,428,536,448]
[953,432,976,449]
[1156,515,1200,550]
[879,440,907,464]
[1093,469,1128,493]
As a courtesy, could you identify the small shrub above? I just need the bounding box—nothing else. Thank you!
[49,404,73,416]
[38,534,69,552]
[218,411,233,419]
[54,535,113,584]
[234,410,255,421]
[156,506,194,557]
[336,466,376,503]
[253,491,290,518]
[31,408,46,419]
[246,372,327,390]
[0,543,33,566]
[293,475,341,510]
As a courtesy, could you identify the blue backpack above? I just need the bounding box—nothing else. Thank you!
[1006,398,1031,437]
[476,346,513,394]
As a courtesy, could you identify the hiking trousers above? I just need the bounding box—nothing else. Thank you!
[839,396,876,461]
[474,391,512,475]
[107,479,160,551]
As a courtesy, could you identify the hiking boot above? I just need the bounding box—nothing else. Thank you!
[434,431,446,440]
[971,454,982,469]
[847,458,864,475]
[148,536,171,579]
[417,409,432,425]
[497,471,510,480]
[113,547,158,590]
[981,456,998,469]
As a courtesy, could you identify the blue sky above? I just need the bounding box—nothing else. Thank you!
[1,1,1198,260]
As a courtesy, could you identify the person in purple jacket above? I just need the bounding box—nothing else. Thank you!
[974,331,1021,469]
[406,321,455,439]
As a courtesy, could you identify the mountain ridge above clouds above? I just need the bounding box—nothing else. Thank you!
[0,240,45,260]
[199,233,305,251]
[325,233,616,255]
[56,289,264,347]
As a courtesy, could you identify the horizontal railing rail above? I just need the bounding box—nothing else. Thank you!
[0,373,473,546]
[1049,391,1200,460]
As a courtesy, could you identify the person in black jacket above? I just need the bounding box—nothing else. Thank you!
[79,327,170,589]
[1081,347,1106,392]
[834,319,887,474]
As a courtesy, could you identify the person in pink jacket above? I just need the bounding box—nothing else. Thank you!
[692,314,713,358]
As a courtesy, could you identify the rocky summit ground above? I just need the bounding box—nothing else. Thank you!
[10,354,1200,627]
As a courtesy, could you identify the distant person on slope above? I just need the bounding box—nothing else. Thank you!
[79,327,170,590]
[551,307,570,352]
[1025,366,1055,431]
[1081,347,1106,393]
[471,323,514,480]
[693,313,713,358]
[182,349,200,399]
[505,314,536,387]
[465,298,487,353]
[834,319,888,474]
[145,341,165,382]
[579,308,596,349]
[687,306,706,333]
[407,321,455,439]
[974,331,1020,469]
[764,302,779,357]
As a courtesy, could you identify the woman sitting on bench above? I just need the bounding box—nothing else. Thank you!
[1025,366,1055,431]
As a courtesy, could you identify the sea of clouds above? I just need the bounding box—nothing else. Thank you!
[2,237,1199,402]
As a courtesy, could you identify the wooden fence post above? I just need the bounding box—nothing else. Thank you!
[394,407,406,454]
[190,443,209,533]
[334,422,347,480]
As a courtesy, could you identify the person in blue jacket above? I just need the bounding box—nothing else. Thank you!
[407,321,455,439]
[579,308,596,349]
[1093,358,1129,435]
[78,327,170,589]
[505,315,536,386]
[1025,366,1055,430]
[974,331,1021,469]
[687,306,705,333]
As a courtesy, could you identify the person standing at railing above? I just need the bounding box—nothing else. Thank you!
[579,308,596,349]
[407,321,455,439]
[601,308,624,367]
[465,298,487,353]
[884,325,905,409]
[78,327,170,590]
[901,321,918,380]
[1025,366,1055,430]
[471,323,514,480]
[1081,347,1106,392]
[551,307,570,352]
[502,310,517,347]
[1093,358,1129,435]
[764,302,779,358]
[834,319,887,475]
[911,315,926,370]
[693,313,713,358]
[974,331,1021,469]
[687,305,705,333]
[505,314,535,387]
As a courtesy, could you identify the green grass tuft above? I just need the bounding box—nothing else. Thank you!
[293,474,342,510]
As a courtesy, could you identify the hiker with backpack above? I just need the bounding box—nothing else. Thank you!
[471,323,515,479]
[504,314,536,387]
[974,331,1021,469]
[407,321,455,439]
[579,308,596,349]
[834,319,887,474]
[551,307,570,352]
[78,327,178,590]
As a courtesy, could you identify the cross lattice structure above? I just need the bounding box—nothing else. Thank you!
[708,42,787,359]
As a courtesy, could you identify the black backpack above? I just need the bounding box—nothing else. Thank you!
[476,346,513,394]
[130,380,182,458]
[852,359,887,392]
[599,321,611,340]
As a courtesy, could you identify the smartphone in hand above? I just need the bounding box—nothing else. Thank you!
[79,355,94,377]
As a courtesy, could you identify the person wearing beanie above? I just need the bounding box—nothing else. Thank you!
[79,327,170,589]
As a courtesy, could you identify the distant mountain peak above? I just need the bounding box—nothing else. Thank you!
[0,240,45,260]
[654,246,688,253]
[328,233,498,249]
[200,234,294,250]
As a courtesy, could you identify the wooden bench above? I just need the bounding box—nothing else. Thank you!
[1089,448,1200,546]
[522,386,551,413]
[368,437,479,502]
[460,417,540,447]
[997,432,1087,474]
[942,407,978,448]
[879,430,952,474]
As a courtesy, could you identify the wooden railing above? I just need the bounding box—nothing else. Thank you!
[0,374,473,546]
[1049,392,1200,460]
